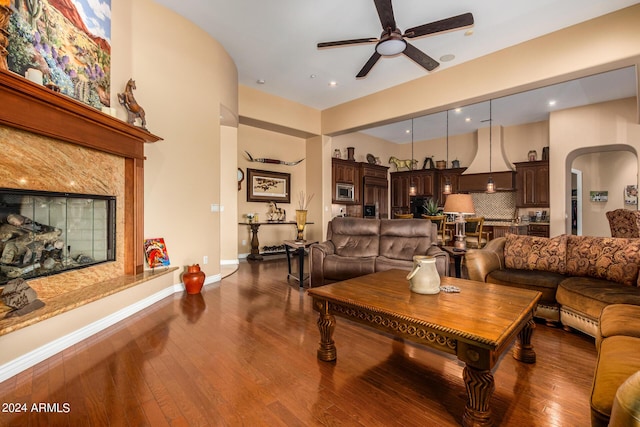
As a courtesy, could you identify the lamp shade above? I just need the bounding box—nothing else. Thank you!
[443,194,475,215]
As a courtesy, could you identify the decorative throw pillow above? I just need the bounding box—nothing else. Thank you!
[504,234,568,274]
[566,236,640,286]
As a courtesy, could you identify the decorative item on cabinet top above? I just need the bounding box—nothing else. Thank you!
[389,156,418,171]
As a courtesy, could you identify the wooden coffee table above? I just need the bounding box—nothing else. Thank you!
[307,269,541,427]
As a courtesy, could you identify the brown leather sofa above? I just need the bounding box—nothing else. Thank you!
[309,217,449,287]
[592,304,640,426]
[465,234,640,337]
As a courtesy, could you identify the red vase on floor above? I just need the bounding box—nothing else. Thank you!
[183,264,205,294]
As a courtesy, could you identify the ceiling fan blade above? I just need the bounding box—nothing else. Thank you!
[356,52,382,78]
[403,43,439,71]
[317,38,378,48]
[404,12,474,38]
[374,0,396,30]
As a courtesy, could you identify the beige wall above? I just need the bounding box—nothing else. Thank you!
[239,85,321,137]
[220,125,239,264]
[131,0,237,281]
[550,98,640,236]
[573,151,637,237]
[237,125,311,255]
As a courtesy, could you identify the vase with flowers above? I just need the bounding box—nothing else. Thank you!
[295,191,314,241]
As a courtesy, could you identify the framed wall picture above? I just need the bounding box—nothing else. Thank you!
[625,185,638,205]
[590,191,608,202]
[247,168,291,203]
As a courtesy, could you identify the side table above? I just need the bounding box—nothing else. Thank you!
[442,246,467,278]
[284,240,318,287]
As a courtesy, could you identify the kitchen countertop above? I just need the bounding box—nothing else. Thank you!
[483,221,550,226]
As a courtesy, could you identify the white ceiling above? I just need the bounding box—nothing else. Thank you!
[155,0,638,111]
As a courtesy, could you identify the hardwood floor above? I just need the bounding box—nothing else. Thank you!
[0,258,596,426]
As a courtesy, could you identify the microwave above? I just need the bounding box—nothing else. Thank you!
[336,183,355,202]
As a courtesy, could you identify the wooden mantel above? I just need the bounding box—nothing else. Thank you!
[0,69,163,275]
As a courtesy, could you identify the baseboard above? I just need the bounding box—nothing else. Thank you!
[0,274,221,383]
[220,259,239,265]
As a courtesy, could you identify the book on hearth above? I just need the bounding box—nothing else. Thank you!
[144,238,170,268]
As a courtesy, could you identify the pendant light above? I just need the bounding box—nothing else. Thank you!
[409,119,417,196]
[443,110,452,195]
[486,99,496,193]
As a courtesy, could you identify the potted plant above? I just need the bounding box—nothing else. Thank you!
[422,197,441,216]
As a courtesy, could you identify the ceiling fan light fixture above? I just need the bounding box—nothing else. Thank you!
[375,37,406,56]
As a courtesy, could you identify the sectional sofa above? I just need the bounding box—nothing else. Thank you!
[464,234,640,337]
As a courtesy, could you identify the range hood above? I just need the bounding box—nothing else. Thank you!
[462,125,515,175]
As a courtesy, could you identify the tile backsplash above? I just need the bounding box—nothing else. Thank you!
[471,192,517,220]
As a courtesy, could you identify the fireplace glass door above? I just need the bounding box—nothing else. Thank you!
[0,189,116,285]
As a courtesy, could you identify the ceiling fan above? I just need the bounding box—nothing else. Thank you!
[317,0,474,78]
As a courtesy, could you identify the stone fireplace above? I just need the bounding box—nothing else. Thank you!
[0,188,117,285]
[0,69,162,330]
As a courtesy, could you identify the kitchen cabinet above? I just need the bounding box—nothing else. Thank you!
[528,223,550,237]
[457,171,516,192]
[332,158,359,204]
[490,224,528,239]
[437,168,465,204]
[391,168,463,213]
[391,172,412,210]
[516,160,549,208]
[360,163,389,218]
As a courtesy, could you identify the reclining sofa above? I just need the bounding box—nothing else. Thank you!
[309,217,449,287]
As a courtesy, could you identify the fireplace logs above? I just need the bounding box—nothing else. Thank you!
[0,214,65,280]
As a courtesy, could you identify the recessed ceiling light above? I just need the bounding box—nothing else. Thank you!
[465,117,471,122]
[329,81,338,87]
[455,108,462,113]
[310,74,317,79]
[465,29,474,36]
[405,129,411,134]
[256,79,265,84]
[440,54,455,62]
[548,100,557,106]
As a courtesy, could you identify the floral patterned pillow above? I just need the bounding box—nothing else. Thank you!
[566,236,640,286]
[504,234,568,274]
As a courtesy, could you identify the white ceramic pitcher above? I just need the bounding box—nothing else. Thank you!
[406,255,441,294]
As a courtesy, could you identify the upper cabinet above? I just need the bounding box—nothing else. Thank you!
[332,158,358,185]
[331,158,360,204]
[515,160,549,207]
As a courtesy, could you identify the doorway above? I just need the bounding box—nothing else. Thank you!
[571,169,582,235]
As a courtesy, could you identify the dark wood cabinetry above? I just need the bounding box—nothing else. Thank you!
[332,158,389,217]
[359,162,389,218]
[331,158,360,204]
[515,160,549,208]
[457,171,516,192]
[390,169,436,212]
[391,168,465,213]
[437,168,465,203]
[528,223,550,237]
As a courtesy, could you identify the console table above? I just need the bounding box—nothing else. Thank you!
[239,221,314,261]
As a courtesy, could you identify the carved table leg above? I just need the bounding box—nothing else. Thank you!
[316,311,337,361]
[513,318,536,363]
[246,223,263,261]
[462,365,495,427]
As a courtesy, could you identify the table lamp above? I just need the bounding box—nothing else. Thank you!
[443,194,475,250]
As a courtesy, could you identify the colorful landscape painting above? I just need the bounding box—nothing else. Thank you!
[7,0,111,109]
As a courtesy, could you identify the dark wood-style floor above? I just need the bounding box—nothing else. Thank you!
[0,258,596,426]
